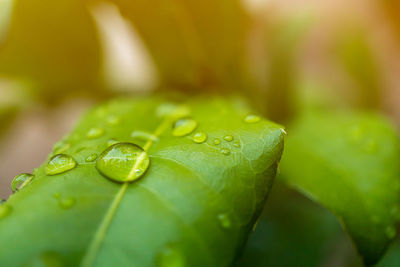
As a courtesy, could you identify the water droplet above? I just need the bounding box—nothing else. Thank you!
[107,139,118,146]
[223,135,233,142]
[385,226,396,239]
[218,213,231,229]
[233,140,241,148]
[106,115,120,125]
[192,132,207,144]
[220,148,231,156]
[96,142,150,183]
[213,138,221,145]
[45,154,77,176]
[87,128,105,139]
[157,244,185,267]
[0,204,12,219]
[157,103,190,119]
[25,251,63,267]
[244,114,261,123]
[172,118,197,137]
[85,153,98,162]
[11,173,34,192]
[58,197,76,210]
[131,131,159,142]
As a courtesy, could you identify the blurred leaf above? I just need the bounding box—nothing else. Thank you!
[335,29,382,109]
[237,182,362,267]
[104,0,249,92]
[280,110,400,265]
[0,96,285,266]
[0,0,107,103]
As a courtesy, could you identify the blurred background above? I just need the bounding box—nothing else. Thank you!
[1,0,400,265]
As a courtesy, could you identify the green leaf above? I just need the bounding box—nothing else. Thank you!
[280,110,400,264]
[0,96,284,266]
[0,0,106,102]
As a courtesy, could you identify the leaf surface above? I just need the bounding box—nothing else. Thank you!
[0,96,284,267]
[280,111,400,264]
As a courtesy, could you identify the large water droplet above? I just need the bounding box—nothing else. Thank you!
[223,135,233,142]
[172,118,197,137]
[244,114,261,123]
[45,154,77,176]
[59,197,76,210]
[87,128,105,139]
[218,213,231,229]
[96,143,150,183]
[192,132,207,144]
[0,204,12,219]
[85,153,98,162]
[220,148,231,156]
[213,138,221,145]
[11,173,34,192]
[107,115,121,126]
[157,245,185,267]
[385,226,396,239]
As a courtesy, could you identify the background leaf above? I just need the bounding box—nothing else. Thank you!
[0,96,284,266]
[280,110,400,264]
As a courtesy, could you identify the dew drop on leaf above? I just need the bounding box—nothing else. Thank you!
[157,244,185,267]
[96,142,150,183]
[244,114,261,123]
[233,140,241,148]
[220,148,231,156]
[11,173,34,192]
[85,153,98,162]
[45,154,77,176]
[0,204,12,219]
[58,197,76,210]
[223,135,233,142]
[217,213,231,229]
[213,138,221,145]
[172,118,197,137]
[87,127,105,139]
[192,132,207,143]
[106,115,121,126]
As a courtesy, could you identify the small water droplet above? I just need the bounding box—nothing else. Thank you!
[11,173,34,192]
[233,140,241,148]
[58,197,76,210]
[172,118,197,137]
[157,244,185,267]
[220,148,231,156]
[96,142,150,183]
[45,154,77,175]
[192,132,207,144]
[85,153,98,162]
[0,204,12,219]
[131,131,159,142]
[106,115,121,125]
[213,138,221,145]
[223,135,233,142]
[385,226,396,239]
[244,114,261,123]
[107,139,118,146]
[218,213,231,229]
[87,128,105,139]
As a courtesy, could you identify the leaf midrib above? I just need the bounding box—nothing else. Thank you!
[80,115,174,267]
